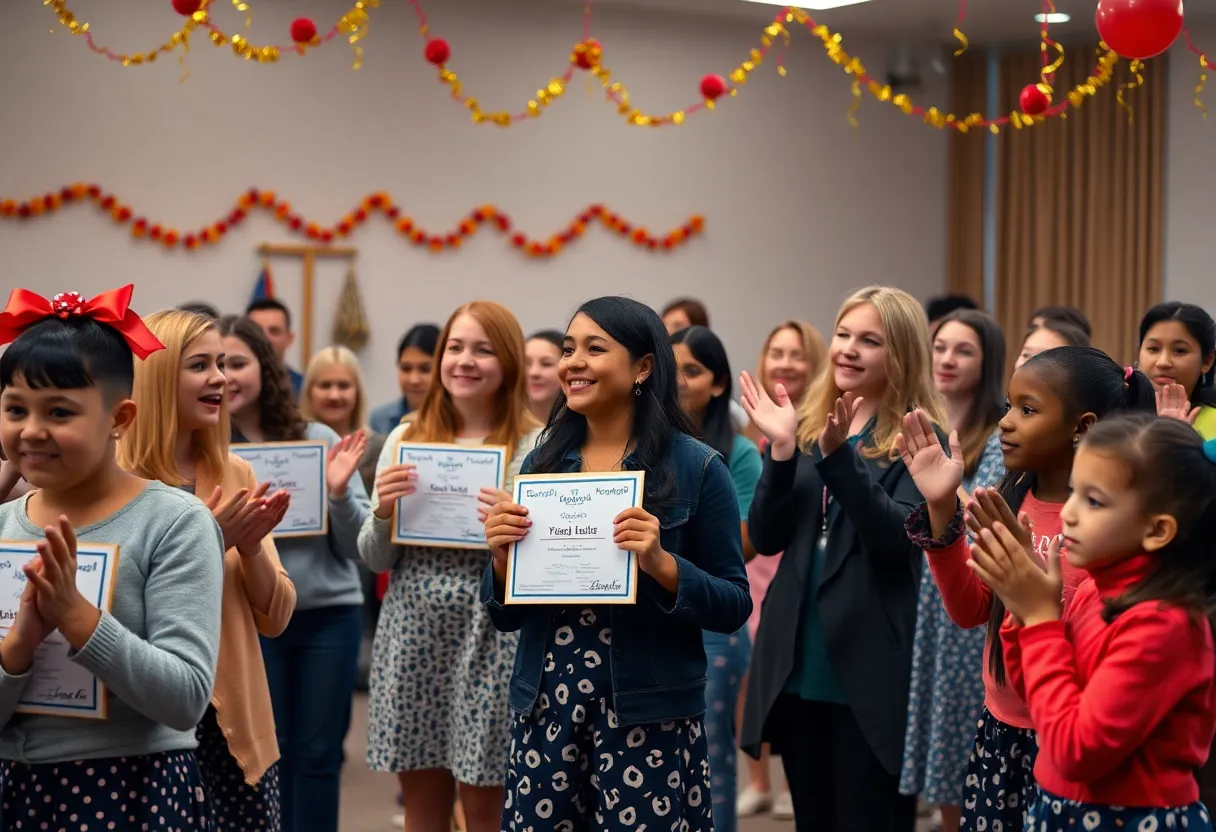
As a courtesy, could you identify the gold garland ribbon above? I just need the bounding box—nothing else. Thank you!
[795,8,1120,134]
[1197,54,1210,117]
[1116,58,1145,123]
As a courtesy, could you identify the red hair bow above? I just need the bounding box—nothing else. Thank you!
[0,284,165,359]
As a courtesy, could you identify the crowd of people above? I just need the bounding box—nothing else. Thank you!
[0,282,1214,832]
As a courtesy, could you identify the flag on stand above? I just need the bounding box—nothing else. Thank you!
[251,261,276,303]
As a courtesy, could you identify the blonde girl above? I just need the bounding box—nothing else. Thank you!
[119,309,297,831]
[740,286,942,831]
[300,345,386,496]
[359,301,540,832]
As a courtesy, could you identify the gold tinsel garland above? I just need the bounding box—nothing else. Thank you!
[42,0,1128,132]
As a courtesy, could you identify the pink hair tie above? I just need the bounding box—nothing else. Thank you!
[1124,366,1134,381]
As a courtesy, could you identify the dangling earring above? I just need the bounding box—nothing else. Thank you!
[1073,435,1080,449]
[633,379,642,396]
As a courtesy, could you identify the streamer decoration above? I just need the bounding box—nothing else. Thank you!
[953,0,969,57]
[42,0,1126,133]
[42,0,378,68]
[1184,30,1211,116]
[0,185,704,259]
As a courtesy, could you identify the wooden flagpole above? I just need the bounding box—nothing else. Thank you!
[256,243,356,364]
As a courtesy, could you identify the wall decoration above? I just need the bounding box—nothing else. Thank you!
[0,184,705,258]
[42,0,1205,130]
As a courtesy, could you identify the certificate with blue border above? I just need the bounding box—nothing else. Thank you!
[230,440,329,537]
[0,541,120,720]
[391,442,507,549]
[505,471,644,605]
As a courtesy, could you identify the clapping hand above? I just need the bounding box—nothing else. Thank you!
[738,371,798,460]
[24,517,98,638]
[819,393,865,457]
[968,523,1063,627]
[371,463,417,520]
[207,483,290,558]
[326,430,369,498]
[1156,383,1200,424]
[965,488,1034,559]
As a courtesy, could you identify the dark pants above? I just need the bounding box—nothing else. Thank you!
[774,695,917,832]
[260,604,362,832]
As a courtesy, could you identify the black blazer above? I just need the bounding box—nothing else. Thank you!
[740,439,926,776]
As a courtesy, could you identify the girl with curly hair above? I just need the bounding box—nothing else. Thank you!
[216,316,371,832]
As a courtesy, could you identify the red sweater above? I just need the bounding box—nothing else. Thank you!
[1001,553,1216,806]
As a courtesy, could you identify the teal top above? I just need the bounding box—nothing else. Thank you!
[783,431,870,703]
[728,434,761,517]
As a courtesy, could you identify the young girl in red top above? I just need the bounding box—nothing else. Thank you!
[898,346,1156,831]
[969,413,1216,830]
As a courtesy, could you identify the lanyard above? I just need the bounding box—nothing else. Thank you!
[818,486,831,552]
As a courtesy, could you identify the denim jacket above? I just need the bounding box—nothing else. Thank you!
[480,432,752,726]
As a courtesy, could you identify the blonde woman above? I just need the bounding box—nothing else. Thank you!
[737,319,826,821]
[739,287,942,831]
[360,301,541,832]
[300,345,386,497]
[119,309,297,831]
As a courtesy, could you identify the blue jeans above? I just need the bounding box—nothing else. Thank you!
[703,627,751,832]
[260,604,362,832]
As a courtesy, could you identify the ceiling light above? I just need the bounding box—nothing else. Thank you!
[742,0,873,9]
[1033,12,1071,23]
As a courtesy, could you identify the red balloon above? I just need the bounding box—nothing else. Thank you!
[700,74,727,101]
[1019,84,1051,115]
[1095,0,1184,60]
[290,18,317,44]
[424,38,451,66]
[171,0,203,15]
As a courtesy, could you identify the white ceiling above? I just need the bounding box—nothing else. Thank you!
[595,0,1216,45]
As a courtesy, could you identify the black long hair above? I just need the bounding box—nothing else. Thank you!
[528,296,695,508]
[987,345,1157,685]
[1138,301,1216,407]
[396,323,440,361]
[669,325,734,462]
[1081,413,1216,621]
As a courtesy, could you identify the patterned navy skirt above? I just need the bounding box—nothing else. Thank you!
[1027,787,1213,831]
[0,751,213,831]
[195,705,281,831]
[962,707,1038,831]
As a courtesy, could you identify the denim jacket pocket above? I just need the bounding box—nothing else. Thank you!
[655,499,692,555]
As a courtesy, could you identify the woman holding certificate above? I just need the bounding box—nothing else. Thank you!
[738,286,941,832]
[669,325,762,832]
[217,316,372,832]
[359,301,541,832]
[482,296,752,832]
[120,309,297,831]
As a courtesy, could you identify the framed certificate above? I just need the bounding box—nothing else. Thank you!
[0,541,120,720]
[505,471,645,605]
[230,441,328,537]
[391,442,507,549]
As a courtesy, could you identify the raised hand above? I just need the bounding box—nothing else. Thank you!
[1156,383,1200,424]
[738,371,798,459]
[818,393,864,457]
[484,500,531,584]
[24,517,97,637]
[233,488,290,557]
[326,430,369,497]
[968,523,1063,627]
[894,410,964,507]
[371,463,417,520]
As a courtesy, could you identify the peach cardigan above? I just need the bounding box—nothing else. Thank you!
[197,453,297,785]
